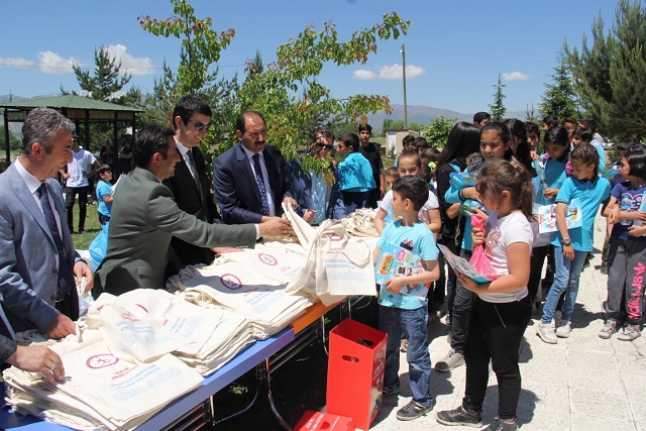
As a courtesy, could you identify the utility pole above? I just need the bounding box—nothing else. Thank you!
[401,44,408,129]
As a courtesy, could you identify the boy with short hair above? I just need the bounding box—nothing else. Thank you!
[374,175,440,421]
[384,167,400,193]
[96,164,113,225]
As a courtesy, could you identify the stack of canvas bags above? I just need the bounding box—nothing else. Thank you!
[90,289,254,375]
[175,261,313,339]
[3,329,203,430]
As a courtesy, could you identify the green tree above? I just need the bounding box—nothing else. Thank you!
[245,50,264,78]
[489,74,506,121]
[419,116,455,150]
[539,59,579,121]
[565,0,646,139]
[64,48,132,101]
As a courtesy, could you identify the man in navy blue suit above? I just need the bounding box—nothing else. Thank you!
[213,111,297,224]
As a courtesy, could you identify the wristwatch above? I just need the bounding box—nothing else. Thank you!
[561,237,572,246]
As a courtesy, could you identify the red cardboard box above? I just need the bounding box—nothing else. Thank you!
[326,319,387,430]
[294,410,355,431]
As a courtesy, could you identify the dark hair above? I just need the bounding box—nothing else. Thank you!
[98,164,112,174]
[398,149,421,167]
[438,121,480,165]
[526,121,540,137]
[579,118,597,133]
[172,95,212,130]
[385,167,399,178]
[420,146,441,162]
[543,126,571,162]
[235,111,266,133]
[504,119,532,172]
[133,126,176,168]
[315,127,334,141]
[624,143,646,182]
[562,117,577,127]
[570,143,599,178]
[542,115,559,129]
[402,134,417,149]
[477,158,533,219]
[392,176,429,211]
[340,132,360,152]
[473,112,491,124]
[573,127,593,143]
[414,136,429,150]
[481,121,511,145]
[358,124,373,133]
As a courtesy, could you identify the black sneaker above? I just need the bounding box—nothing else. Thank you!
[482,418,518,431]
[396,400,433,421]
[436,406,482,428]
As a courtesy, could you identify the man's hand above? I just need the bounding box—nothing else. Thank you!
[282,196,298,209]
[258,218,293,238]
[47,314,76,339]
[73,261,93,294]
[7,345,65,384]
[628,225,646,237]
[303,209,316,223]
[211,247,243,254]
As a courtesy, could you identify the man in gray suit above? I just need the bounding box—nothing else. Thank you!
[95,126,291,296]
[0,108,93,338]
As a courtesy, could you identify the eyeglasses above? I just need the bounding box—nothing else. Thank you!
[192,121,210,131]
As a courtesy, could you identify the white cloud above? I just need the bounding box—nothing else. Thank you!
[353,69,376,80]
[378,64,425,80]
[103,44,154,76]
[502,71,529,81]
[0,57,35,69]
[38,51,79,74]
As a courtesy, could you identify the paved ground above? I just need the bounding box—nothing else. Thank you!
[373,217,646,431]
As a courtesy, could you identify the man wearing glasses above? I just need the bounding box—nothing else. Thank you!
[164,95,221,275]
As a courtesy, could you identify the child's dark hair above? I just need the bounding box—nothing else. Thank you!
[402,134,417,149]
[570,143,600,178]
[476,158,533,219]
[392,176,429,212]
[414,136,429,150]
[573,127,593,143]
[385,166,399,178]
[504,118,533,173]
[526,121,540,138]
[358,123,373,134]
[544,126,570,162]
[98,164,112,175]
[438,121,480,165]
[481,121,512,145]
[624,143,646,182]
[398,149,421,167]
[340,132,360,151]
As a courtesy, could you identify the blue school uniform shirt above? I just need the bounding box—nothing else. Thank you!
[337,152,376,192]
[610,181,646,241]
[534,158,567,206]
[444,168,482,252]
[96,180,112,217]
[376,220,439,310]
[551,176,610,251]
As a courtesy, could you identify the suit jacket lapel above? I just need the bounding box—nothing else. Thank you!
[7,166,57,250]
[176,149,203,204]
[235,143,262,208]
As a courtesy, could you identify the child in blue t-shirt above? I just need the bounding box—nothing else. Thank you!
[600,144,646,341]
[374,176,439,421]
[538,144,611,343]
[95,164,113,225]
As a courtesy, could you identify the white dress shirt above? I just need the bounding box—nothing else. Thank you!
[175,138,198,180]
[14,158,63,239]
[66,147,96,188]
[241,145,275,216]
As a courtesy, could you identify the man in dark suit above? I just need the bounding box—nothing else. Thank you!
[163,96,220,274]
[0,108,91,339]
[95,126,291,296]
[213,111,297,224]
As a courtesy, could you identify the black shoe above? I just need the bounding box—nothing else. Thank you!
[436,406,482,427]
[396,400,433,421]
[482,418,518,431]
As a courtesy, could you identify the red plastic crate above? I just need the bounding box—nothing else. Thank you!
[326,319,387,430]
[293,410,355,431]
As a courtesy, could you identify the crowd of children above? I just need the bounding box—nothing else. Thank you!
[368,113,645,431]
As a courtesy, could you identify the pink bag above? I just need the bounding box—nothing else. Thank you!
[469,214,498,281]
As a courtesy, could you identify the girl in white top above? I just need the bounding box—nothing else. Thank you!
[437,159,533,431]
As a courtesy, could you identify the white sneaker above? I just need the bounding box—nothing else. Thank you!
[556,320,572,338]
[434,349,465,373]
[536,321,558,344]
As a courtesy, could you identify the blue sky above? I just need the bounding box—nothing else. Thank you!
[0,0,616,114]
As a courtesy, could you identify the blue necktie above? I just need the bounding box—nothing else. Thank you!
[37,184,70,299]
[252,154,270,216]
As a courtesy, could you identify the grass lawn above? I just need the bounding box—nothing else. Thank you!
[70,203,102,250]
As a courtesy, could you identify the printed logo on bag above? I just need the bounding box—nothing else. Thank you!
[220,273,242,290]
[121,311,140,322]
[258,253,278,266]
[327,233,343,241]
[86,353,119,369]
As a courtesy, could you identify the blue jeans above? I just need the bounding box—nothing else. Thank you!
[378,305,433,406]
[541,248,588,323]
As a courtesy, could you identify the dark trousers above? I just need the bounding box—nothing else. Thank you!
[428,252,448,313]
[449,249,474,354]
[463,296,531,420]
[528,245,550,304]
[65,186,89,232]
[97,213,110,225]
[606,239,646,324]
[340,191,370,216]
[366,188,380,209]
